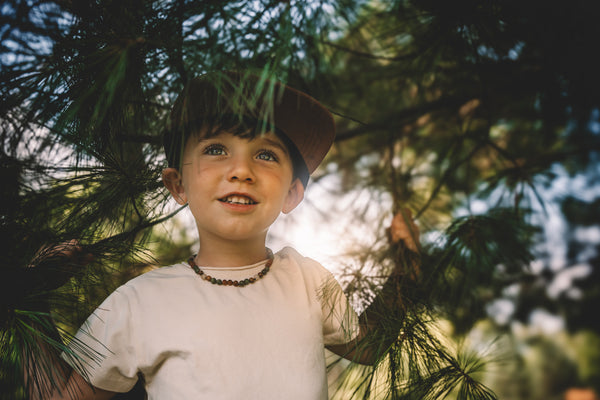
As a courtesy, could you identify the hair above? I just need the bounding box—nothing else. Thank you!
[163,114,310,187]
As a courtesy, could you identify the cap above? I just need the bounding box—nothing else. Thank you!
[167,71,336,174]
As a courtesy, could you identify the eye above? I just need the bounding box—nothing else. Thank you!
[203,144,226,156]
[256,149,278,162]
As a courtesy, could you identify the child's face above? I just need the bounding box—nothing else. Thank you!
[163,129,304,244]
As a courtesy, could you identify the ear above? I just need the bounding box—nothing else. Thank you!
[282,178,305,214]
[162,168,188,205]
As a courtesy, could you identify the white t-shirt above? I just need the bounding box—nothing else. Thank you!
[64,247,359,399]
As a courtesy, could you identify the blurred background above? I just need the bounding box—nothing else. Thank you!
[2,1,599,399]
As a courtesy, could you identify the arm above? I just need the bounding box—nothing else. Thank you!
[23,321,116,400]
[22,242,117,400]
[327,208,420,365]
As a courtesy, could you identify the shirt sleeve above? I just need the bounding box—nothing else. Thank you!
[61,285,141,393]
[318,272,360,345]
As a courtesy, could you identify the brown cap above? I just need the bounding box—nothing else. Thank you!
[167,71,336,174]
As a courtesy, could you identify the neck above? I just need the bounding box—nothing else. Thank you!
[195,235,269,267]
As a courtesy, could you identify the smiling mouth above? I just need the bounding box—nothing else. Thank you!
[219,195,257,205]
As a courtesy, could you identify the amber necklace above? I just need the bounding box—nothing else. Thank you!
[187,249,273,287]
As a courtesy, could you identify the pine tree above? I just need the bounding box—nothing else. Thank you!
[2,0,599,398]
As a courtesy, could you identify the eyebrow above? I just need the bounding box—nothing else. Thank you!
[260,137,290,156]
[195,132,290,156]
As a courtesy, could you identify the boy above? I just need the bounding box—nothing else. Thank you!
[28,71,419,399]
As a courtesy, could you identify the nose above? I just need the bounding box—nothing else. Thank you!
[227,154,255,183]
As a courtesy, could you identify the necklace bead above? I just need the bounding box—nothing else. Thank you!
[188,249,274,287]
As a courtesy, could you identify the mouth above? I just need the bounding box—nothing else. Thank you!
[218,194,257,205]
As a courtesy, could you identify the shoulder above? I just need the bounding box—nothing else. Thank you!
[107,262,193,301]
[277,246,321,266]
[80,263,194,336]
[124,262,191,284]
[275,246,334,279]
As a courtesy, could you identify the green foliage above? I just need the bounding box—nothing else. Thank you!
[425,209,536,333]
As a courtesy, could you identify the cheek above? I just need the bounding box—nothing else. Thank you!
[184,162,217,184]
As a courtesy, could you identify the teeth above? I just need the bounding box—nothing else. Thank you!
[221,195,255,205]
